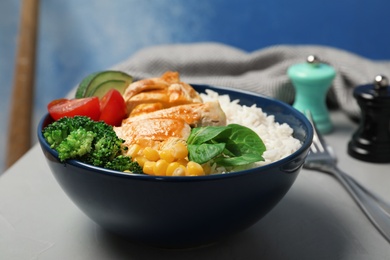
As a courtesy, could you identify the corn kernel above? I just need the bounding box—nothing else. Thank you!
[143,147,160,161]
[127,144,141,157]
[202,163,211,175]
[159,149,175,163]
[153,159,169,176]
[166,162,181,176]
[172,165,187,176]
[143,161,156,175]
[172,142,188,160]
[134,156,148,167]
[176,158,189,166]
[186,161,205,176]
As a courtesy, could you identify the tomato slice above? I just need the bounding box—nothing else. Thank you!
[47,98,68,110]
[99,89,127,126]
[48,97,101,121]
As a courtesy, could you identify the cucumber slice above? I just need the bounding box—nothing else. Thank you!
[75,72,100,98]
[90,80,128,99]
[84,70,133,97]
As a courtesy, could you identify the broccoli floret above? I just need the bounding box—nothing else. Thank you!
[42,116,142,173]
[80,121,125,167]
[56,128,96,161]
[105,155,143,173]
[43,116,96,148]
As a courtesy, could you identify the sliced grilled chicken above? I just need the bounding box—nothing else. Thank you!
[123,71,202,114]
[117,72,227,151]
[123,101,226,127]
[114,118,191,149]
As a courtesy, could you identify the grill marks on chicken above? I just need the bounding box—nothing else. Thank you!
[123,101,226,128]
[114,118,191,149]
[123,71,202,114]
[114,71,227,149]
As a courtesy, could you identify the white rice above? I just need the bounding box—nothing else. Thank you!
[201,89,301,173]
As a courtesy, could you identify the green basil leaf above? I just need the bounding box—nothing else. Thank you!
[187,143,226,164]
[215,153,264,166]
[217,124,266,166]
[187,126,230,145]
[186,123,267,167]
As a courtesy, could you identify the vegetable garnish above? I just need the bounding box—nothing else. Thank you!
[47,97,101,121]
[42,116,143,173]
[76,70,133,99]
[47,89,127,126]
[187,124,266,166]
[99,89,127,126]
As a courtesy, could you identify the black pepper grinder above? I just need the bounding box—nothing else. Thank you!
[348,75,390,163]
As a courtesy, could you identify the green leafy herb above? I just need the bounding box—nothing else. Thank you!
[187,125,229,144]
[187,124,266,166]
[187,143,226,164]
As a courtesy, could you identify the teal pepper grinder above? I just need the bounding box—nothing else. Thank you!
[287,55,336,134]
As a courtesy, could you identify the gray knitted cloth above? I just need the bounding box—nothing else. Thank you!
[111,42,390,119]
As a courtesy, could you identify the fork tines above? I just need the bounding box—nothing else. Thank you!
[304,110,326,153]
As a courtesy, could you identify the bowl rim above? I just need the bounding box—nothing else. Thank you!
[38,84,313,182]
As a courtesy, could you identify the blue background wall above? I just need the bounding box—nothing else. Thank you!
[1,0,390,172]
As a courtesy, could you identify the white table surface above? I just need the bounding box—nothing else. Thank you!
[1,112,390,260]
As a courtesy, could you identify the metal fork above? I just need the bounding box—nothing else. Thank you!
[303,111,390,243]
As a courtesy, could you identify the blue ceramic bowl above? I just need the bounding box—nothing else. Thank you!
[38,84,313,248]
